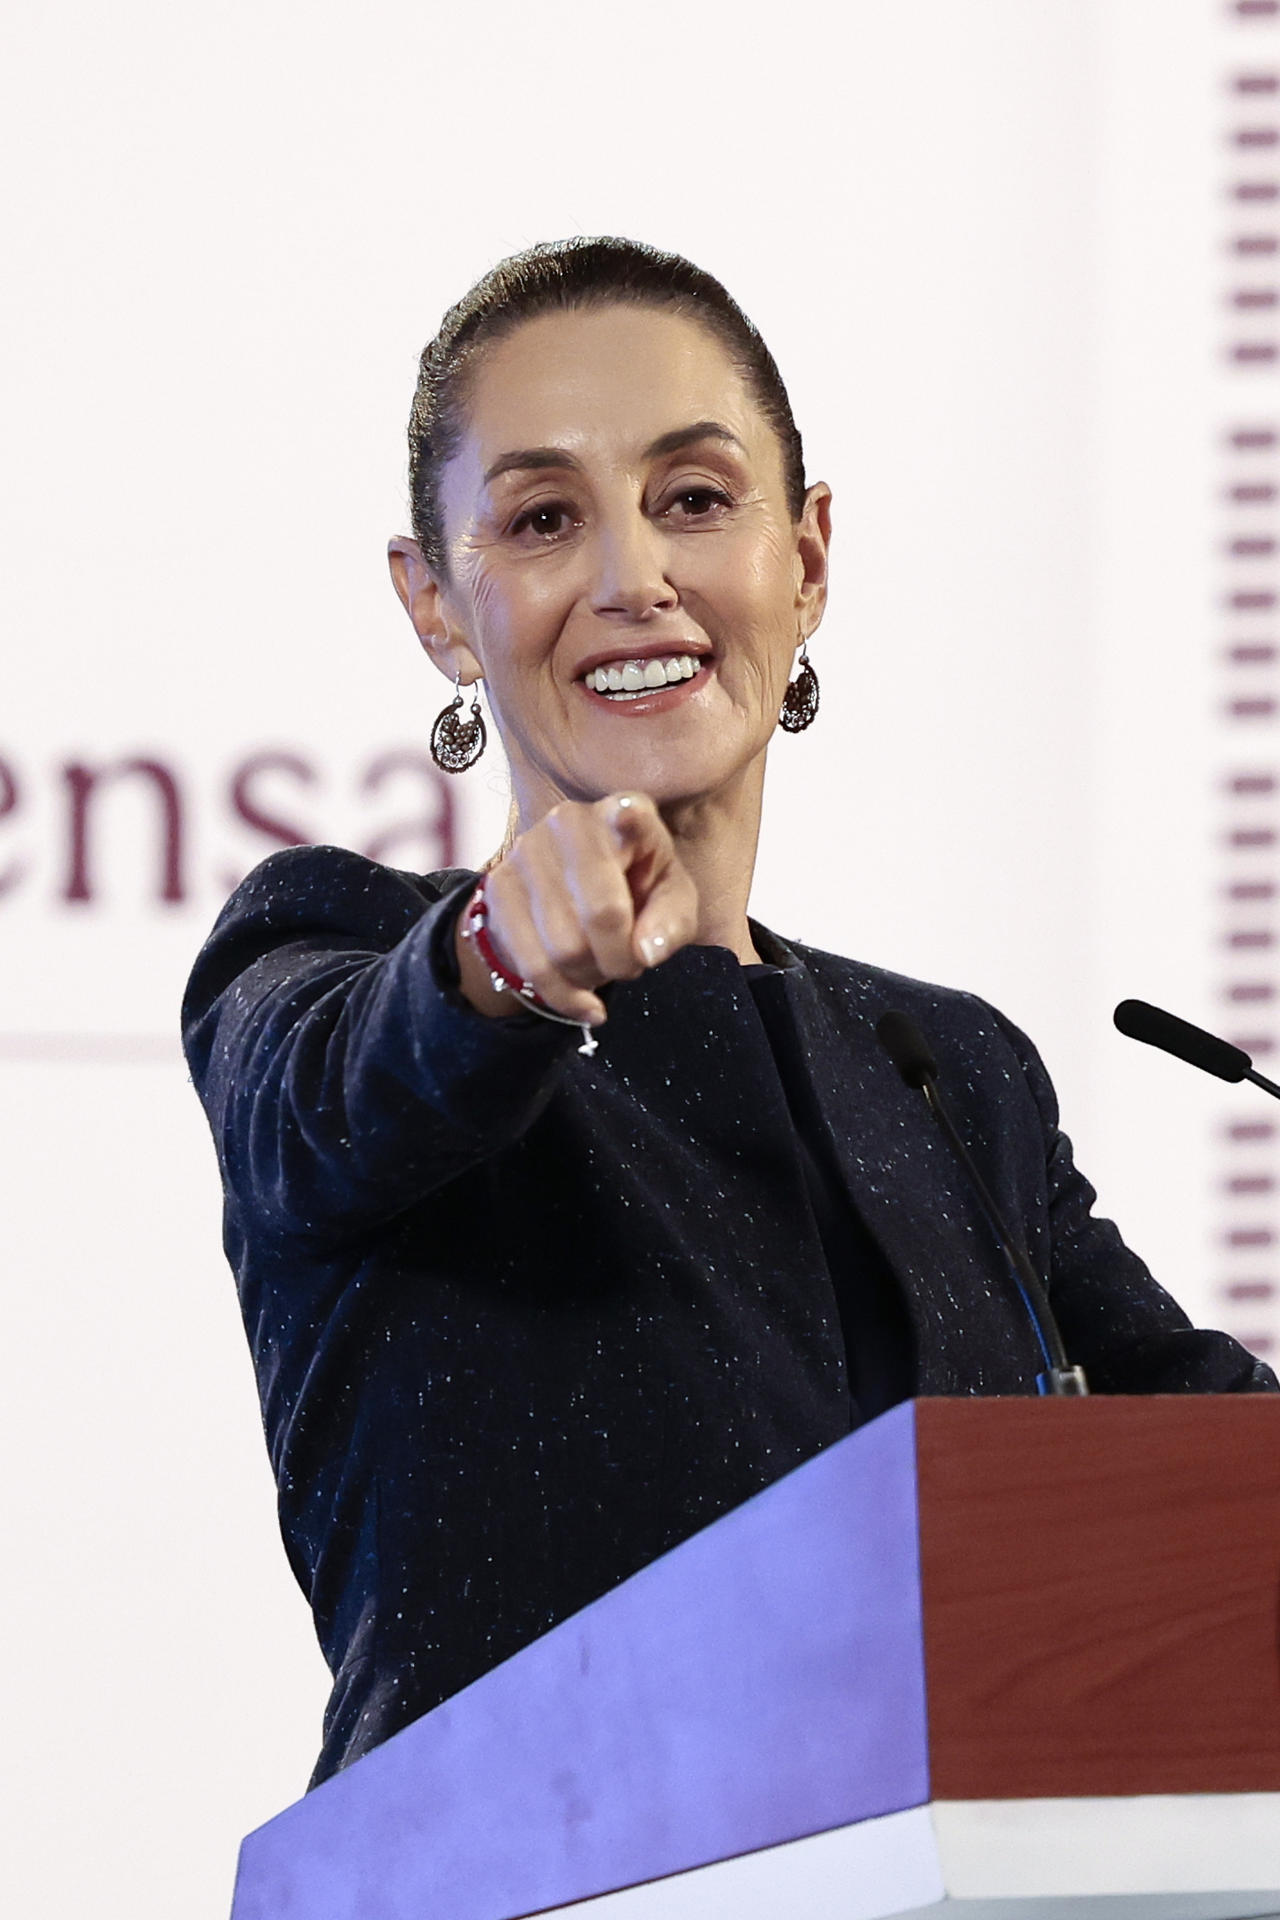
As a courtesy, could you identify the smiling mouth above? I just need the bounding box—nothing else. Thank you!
[580,654,705,701]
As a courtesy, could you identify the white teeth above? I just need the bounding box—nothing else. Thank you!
[585,655,704,698]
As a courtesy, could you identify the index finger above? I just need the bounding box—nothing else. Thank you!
[595,792,698,968]
[603,790,654,845]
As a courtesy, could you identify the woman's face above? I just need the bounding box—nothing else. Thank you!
[394,304,831,826]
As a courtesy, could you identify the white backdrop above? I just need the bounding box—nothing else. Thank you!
[3,2,1278,1914]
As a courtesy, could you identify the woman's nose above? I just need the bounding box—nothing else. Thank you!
[588,512,678,621]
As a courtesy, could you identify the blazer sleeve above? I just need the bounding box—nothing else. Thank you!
[990,1006,1279,1394]
[180,844,583,1241]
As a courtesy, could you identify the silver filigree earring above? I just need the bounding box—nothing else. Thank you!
[779,643,820,733]
[430,674,487,773]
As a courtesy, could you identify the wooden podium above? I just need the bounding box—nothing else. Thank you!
[230,1397,1280,1919]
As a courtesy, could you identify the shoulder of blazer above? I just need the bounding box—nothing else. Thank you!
[180,848,478,1067]
[191,846,474,966]
[764,928,1009,1041]
[764,928,1059,1131]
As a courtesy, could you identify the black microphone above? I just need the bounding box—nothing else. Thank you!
[875,1010,1089,1397]
[875,1011,939,1089]
[1113,998,1280,1100]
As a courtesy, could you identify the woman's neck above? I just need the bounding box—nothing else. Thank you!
[659,781,764,964]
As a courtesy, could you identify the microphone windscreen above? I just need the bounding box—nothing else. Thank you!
[876,1010,939,1089]
[1113,998,1250,1083]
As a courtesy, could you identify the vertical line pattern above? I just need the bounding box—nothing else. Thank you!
[1214,11,1280,1359]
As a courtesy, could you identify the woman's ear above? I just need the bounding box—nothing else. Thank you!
[794,483,833,639]
[387,536,483,685]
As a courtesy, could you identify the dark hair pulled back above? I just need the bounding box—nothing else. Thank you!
[407,236,808,577]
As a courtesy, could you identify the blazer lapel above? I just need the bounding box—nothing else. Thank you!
[753,925,1043,1393]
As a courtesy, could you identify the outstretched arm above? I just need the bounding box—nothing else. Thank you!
[182,794,699,1242]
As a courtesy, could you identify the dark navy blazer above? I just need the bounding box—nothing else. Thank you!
[182,844,1276,1785]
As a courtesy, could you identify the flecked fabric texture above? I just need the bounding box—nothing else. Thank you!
[181,844,1278,1788]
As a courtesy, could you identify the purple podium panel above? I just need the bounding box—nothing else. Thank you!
[232,1400,929,1920]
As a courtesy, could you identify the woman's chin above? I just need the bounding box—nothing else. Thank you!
[572,739,763,813]
[507,704,770,818]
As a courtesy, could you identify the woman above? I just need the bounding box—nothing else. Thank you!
[182,237,1275,1790]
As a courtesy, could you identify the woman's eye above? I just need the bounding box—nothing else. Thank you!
[663,487,733,521]
[510,502,577,541]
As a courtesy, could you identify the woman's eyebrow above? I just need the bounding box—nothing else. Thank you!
[483,447,581,486]
[481,421,746,489]
[644,420,746,461]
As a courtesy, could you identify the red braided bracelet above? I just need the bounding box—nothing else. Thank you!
[460,877,599,1057]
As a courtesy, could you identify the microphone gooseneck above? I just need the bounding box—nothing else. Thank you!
[874,1010,1089,1398]
[1113,998,1280,1101]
